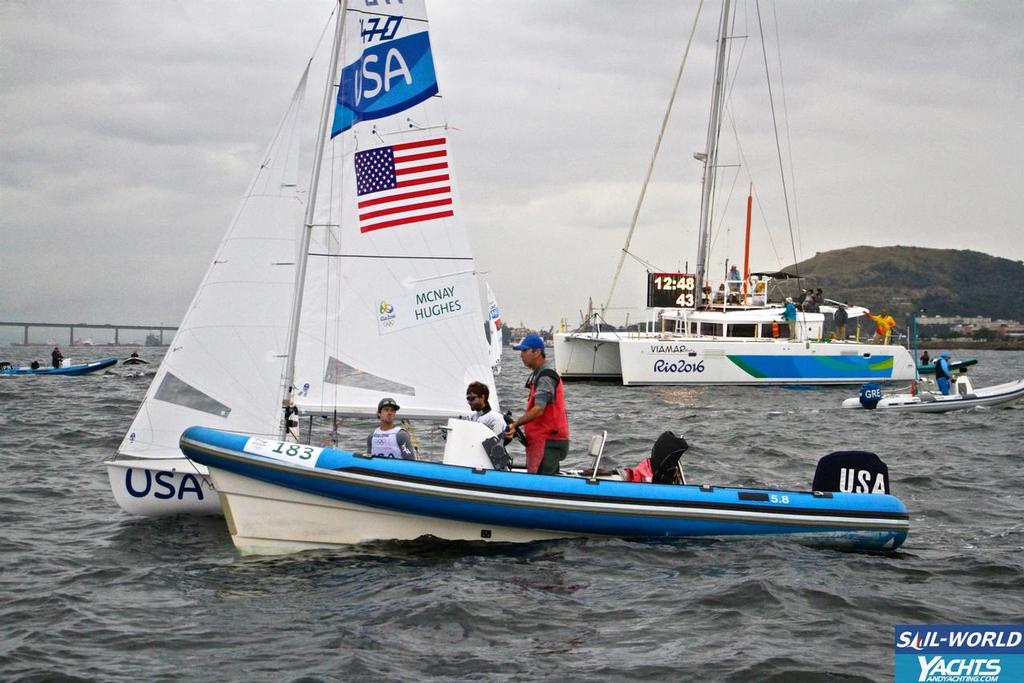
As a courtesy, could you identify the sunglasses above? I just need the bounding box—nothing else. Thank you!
[466,395,480,402]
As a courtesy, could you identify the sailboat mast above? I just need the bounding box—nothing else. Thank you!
[742,182,752,299]
[694,0,731,305]
[280,0,348,438]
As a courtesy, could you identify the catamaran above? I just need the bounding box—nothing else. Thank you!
[554,0,915,386]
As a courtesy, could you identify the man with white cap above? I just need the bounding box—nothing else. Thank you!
[367,397,416,459]
[504,334,570,474]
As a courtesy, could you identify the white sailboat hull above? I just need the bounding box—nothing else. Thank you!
[618,338,916,386]
[105,458,222,516]
[556,331,916,386]
[553,332,628,380]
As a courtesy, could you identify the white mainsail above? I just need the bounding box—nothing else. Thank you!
[486,282,503,375]
[115,70,310,461]
[291,0,496,419]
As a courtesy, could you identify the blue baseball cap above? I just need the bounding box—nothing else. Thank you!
[513,334,545,351]
[940,353,950,359]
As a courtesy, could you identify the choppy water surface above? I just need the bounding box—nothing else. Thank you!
[1,346,1022,681]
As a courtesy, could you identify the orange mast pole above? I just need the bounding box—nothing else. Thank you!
[742,183,753,299]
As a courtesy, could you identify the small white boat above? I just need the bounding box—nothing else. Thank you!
[842,376,1024,413]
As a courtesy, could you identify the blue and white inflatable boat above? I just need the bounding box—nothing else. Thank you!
[0,357,117,376]
[179,420,910,556]
[843,376,1024,413]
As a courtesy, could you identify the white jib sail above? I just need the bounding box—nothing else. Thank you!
[116,69,310,459]
[292,0,497,419]
[486,282,503,375]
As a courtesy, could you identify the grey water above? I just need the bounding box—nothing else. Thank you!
[1,345,1022,682]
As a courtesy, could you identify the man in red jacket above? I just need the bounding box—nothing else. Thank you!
[504,334,570,474]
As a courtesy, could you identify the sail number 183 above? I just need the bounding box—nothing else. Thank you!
[243,436,323,468]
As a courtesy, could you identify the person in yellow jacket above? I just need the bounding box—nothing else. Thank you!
[865,309,897,344]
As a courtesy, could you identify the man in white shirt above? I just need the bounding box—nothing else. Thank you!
[366,397,416,459]
[465,381,506,436]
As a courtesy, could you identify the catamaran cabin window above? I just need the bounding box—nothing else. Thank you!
[699,323,723,336]
[760,323,779,338]
[729,323,757,338]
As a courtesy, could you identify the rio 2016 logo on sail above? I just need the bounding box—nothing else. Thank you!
[653,359,705,374]
[378,300,396,328]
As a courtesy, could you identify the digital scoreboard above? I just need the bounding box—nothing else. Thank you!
[646,272,697,308]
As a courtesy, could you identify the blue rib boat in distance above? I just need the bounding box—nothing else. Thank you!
[0,357,117,376]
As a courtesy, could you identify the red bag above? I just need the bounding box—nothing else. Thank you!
[622,457,654,483]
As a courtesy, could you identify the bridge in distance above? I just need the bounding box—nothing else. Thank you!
[0,321,178,346]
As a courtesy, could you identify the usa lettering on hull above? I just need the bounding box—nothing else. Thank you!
[123,468,209,501]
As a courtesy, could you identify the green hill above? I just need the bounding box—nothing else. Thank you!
[776,246,1024,320]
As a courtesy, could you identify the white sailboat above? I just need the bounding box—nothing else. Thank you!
[105,69,311,516]
[554,0,915,386]
[485,282,503,375]
[106,0,497,516]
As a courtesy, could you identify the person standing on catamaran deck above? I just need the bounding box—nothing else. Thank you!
[866,309,896,344]
[783,298,798,340]
[466,381,506,437]
[367,398,416,460]
[504,334,569,475]
[833,303,849,341]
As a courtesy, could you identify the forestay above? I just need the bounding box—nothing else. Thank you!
[292,0,496,419]
[116,71,309,459]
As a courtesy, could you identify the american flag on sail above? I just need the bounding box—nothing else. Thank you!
[354,137,454,234]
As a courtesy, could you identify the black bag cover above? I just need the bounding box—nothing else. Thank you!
[481,436,512,471]
[649,431,689,485]
[812,451,890,494]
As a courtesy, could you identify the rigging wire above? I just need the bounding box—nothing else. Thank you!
[770,0,804,264]
[600,0,705,316]
[754,0,799,281]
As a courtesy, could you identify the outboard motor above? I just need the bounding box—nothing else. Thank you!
[649,431,689,485]
[858,383,883,409]
[812,451,890,495]
[481,436,512,471]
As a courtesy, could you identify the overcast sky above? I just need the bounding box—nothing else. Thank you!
[2,0,1022,342]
